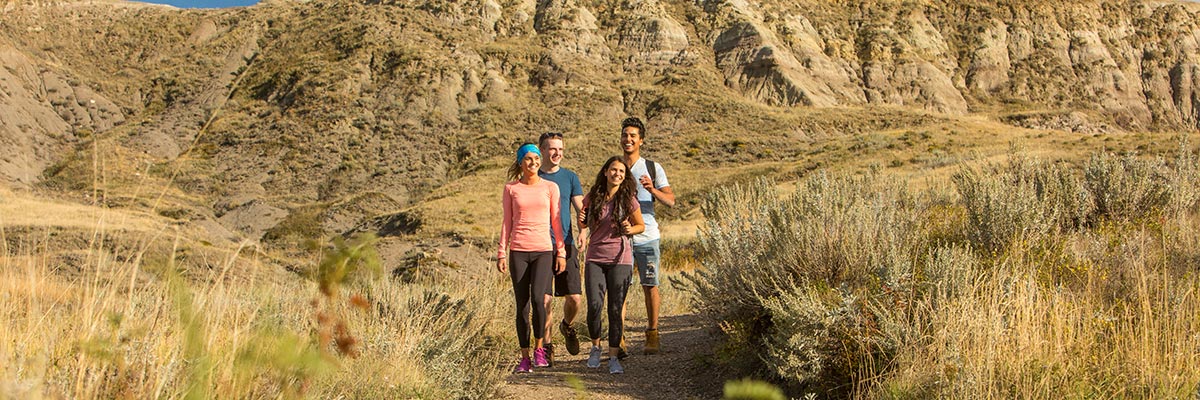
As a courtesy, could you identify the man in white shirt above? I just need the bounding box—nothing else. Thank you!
[618,117,674,355]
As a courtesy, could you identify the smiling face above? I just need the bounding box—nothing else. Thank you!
[521,152,541,177]
[541,138,564,169]
[620,126,642,155]
[605,159,627,189]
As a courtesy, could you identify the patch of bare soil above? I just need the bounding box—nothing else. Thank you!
[497,313,725,400]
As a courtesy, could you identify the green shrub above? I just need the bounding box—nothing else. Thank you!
[1166,140,1200,215]
[1084,153,1171,222]
[682,172,923,395]
[763,285,902,397]
[686,149,1200,398]
[953,155,1093,253]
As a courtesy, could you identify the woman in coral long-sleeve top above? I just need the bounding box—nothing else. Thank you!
[497,143,566,373]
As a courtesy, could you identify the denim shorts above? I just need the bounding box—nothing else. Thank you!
[632,239,660,287]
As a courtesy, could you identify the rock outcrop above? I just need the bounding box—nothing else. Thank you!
[0,39,123,185]
[534,0,610,63]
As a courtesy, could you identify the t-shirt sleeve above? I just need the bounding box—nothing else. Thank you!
[548,182,565,255]
[629,196,641,213]
[571,173,583,197]
[653,163,669,189]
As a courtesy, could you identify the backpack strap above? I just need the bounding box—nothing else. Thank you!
[645,159,657,203]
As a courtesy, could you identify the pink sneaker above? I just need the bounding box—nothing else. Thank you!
[514,356,532,373]
[533,347,549,368]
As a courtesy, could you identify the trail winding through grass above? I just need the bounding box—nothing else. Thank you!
[498,313,724,399]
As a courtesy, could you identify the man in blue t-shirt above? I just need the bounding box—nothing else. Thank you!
[537,131,585,363]
[619,117,674,355]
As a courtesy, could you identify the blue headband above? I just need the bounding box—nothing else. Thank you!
[516,144,541,163]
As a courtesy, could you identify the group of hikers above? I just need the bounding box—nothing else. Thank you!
[496,117,675,375]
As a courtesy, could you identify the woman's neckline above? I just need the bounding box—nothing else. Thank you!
[518,175,541,186]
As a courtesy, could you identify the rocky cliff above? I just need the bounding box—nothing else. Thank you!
[2,0,1198,242]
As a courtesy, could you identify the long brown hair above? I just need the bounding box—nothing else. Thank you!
[584,156,637,231]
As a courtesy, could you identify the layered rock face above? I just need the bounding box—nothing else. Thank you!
[3,0,1200,240]
[252,0,1200,133]
[696,0,1200,123]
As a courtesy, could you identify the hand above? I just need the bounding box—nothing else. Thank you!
[639,175,654,191]
[555,257,566,274]
[577,210,587,227]
[620,220,632,235]
[497,257,507,273]
[575,235,585,249]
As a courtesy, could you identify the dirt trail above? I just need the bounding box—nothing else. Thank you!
[497,313,724,399]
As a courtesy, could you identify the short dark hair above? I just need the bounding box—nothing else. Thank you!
[621,117,645,139]
[538,131,563,146]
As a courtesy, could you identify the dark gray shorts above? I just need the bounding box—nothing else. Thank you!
[552,243,582,296]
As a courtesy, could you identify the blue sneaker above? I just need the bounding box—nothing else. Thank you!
[587,346,602,368]
[608,357,624,374]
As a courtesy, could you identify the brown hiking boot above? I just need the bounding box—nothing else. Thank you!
[644,329,660,355]
[561,320,581,355]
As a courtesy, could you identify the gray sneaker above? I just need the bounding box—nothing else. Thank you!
[587,346,602,368]
[608,357,624,374]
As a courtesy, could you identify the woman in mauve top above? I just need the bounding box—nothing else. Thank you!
[497,143,566,373]
[577,156,644,375]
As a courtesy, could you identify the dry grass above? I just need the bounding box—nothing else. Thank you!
[881,238,1200,398]
[681,142,1200,398]
[0,217,511,399]
[0,191,163,231]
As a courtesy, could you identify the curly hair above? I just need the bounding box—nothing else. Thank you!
[584,156,637,232]
[621,117,646,139]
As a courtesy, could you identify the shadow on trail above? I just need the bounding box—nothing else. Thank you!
[499,313,725,400]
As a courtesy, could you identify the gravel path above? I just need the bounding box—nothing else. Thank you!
[497,313,724,399]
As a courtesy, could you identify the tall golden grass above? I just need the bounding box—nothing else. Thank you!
[0,222,510,398]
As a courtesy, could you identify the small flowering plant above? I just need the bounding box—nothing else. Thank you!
[311,233,381,358]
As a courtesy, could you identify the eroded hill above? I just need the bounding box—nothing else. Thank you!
[2,0,1199,252]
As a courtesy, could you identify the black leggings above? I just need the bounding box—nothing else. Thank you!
[509,251,554,349]
[585,261,632,348]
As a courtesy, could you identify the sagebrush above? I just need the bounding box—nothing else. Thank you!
[682,147,1200,398]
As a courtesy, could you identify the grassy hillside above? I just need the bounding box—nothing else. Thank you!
[4,0,1200,248]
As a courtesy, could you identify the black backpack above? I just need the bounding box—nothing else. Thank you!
[644,159,658,203]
